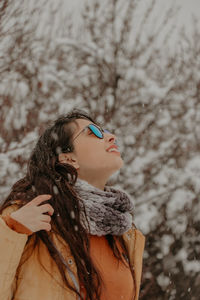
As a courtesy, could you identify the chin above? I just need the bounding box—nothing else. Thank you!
[113,157,124,171]
[108,161,123,180]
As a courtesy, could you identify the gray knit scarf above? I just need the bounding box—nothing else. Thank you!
[74,179,134,236]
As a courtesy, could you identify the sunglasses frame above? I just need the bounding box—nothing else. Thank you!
[64,124,114,153]
[72,123,106,142]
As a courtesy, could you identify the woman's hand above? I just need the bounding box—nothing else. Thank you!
[10,195,54,233]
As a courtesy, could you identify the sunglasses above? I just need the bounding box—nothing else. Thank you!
[73,124,111,142]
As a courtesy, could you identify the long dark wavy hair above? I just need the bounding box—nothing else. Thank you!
[0,110,135,300]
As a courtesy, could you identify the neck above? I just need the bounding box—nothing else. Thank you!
[78,175,107,191]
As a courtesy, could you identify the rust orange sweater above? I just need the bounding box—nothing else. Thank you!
[88,235,135,300]
[3,215,135,300]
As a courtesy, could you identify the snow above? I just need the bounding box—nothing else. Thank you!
[135,202,158,234]
[0,0,200,298]
[153,170,169,185]
[157,273,170,288]
[185,156,200,192]
[70,211,75,219]
[166,189,195,217]
[176,248,200,273]
[53,185,59,195]
[156,110,171,127]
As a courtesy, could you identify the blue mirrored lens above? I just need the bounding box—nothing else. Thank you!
[89,124,103,138]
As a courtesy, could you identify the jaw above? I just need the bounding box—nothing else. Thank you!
[77,154,124,189]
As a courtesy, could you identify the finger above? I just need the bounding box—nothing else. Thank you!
[40,214,51,223]
[40,222,51,232]
[30,195,52,206]
[39,204,54,215]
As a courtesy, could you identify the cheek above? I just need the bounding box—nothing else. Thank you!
[78,147,123,172]
[77,143,106,167]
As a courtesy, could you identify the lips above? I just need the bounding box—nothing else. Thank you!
[106,144,120,153]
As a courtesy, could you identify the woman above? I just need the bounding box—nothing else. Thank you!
[0,110,145,300]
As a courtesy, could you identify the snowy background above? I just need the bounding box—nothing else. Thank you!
[0,0,200,299]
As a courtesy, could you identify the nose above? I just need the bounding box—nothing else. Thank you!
[105,131,116,144]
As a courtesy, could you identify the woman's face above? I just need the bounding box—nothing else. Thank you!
[59,118,124,189]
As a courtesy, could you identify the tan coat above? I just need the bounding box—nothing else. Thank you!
[0,205,145,300]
